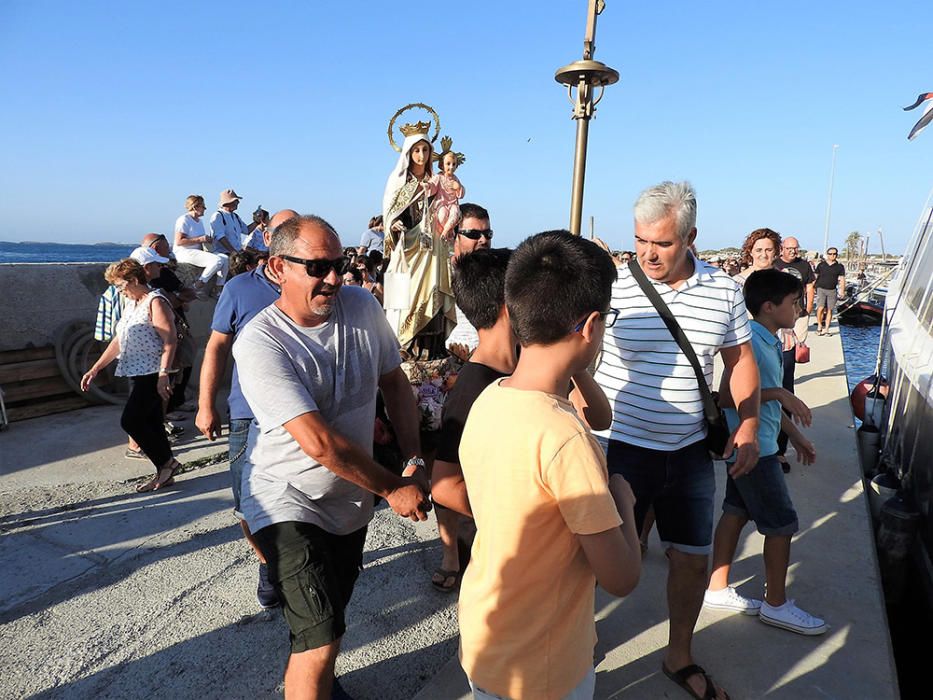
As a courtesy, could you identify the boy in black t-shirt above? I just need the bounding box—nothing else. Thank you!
[432,248,514,590]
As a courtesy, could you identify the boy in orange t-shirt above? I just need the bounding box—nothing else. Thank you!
[458,231,643,700]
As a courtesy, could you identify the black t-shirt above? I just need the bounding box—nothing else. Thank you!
[815,261,845,289]
[435,362,509,463]
[774,257,815,287]
[150,267,183,295]
[149,267,188,322]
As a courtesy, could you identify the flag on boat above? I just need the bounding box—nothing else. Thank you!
[904,92,933,141]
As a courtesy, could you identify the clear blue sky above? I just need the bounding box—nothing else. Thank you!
[1,1,930,254]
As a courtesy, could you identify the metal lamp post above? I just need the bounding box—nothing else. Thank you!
[555,0,619,236]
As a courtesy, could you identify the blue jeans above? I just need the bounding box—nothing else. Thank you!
[606,439,715,554]
[723,454,798,536]
[228,418,252,517]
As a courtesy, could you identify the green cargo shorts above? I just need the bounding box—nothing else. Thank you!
[254,521,367,653]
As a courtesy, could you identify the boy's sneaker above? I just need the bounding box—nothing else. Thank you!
[759,599,827,635]
[257,563,280,609]
[703,586,762,615]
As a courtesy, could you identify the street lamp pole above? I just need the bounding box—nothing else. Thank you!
[822,144,839,253]
[555,0,619,236]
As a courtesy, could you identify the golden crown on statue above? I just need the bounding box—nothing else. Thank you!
[399,120,432,137]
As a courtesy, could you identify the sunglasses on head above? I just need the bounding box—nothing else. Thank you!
[458,228,494,241]
[280,254,352,277]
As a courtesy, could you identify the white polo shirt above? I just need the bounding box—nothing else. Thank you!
[594,256,751,451]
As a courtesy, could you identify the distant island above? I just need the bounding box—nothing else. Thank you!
[15,241,137,247]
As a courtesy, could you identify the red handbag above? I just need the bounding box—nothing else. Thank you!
[795,342,811,364]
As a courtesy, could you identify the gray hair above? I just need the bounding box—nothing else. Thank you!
[270,214,340,257]
[633,181,697,241]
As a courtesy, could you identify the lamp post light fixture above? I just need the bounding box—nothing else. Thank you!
[555,0,619,236]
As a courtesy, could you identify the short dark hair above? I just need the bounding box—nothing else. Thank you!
[743,269,802,316]
[506,230,617,346]
[452,248,512,330]
[368,214,383,229]
[459,202,489,223]
[367,249,384,266]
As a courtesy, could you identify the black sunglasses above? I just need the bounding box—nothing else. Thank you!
[458,228,494,241]
[280,255,352,277]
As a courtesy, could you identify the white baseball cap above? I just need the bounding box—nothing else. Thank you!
[130,247,170,265]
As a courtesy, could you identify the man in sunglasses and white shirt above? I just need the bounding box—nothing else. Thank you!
[445,202,494,357]
[233,214,430,700]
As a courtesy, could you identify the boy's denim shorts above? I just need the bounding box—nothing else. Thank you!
[723,454,799,536]
[606,438,715,555]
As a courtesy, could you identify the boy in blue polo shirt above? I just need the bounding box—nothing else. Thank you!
[704,269,826,635]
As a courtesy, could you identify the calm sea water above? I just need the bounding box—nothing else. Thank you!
[839,324,884,391]
[0,241,136,264]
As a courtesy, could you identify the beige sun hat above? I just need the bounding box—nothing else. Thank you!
[219,189,242,205]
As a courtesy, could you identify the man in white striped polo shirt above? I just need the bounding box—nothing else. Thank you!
[594,181,760,700]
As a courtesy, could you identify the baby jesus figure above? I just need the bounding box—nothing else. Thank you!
[423,150,465,242]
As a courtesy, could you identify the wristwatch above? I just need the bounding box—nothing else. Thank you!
[405,456,426,470]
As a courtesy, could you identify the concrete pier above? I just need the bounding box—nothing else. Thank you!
[0,322,898,699]
[414,324,899,699]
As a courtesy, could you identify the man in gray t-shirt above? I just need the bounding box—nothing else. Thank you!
[233,215,429,699]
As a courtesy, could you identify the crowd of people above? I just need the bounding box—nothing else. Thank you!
[81,178,853,700]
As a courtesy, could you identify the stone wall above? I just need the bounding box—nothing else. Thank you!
[0,263,217,385]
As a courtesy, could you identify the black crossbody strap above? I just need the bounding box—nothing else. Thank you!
[627,260,720,423]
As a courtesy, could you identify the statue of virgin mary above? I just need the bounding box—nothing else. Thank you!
[382,125,456,355]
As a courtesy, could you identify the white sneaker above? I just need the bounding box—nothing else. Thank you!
[759,599,827,635]
[703,586,762,615]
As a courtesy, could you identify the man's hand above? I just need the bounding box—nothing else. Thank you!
[790,434,816,466]
[401,462,430,492]
[386,478,432,522]
[777,389,812,427]
[725,421,759,478]
[196,405,221,441]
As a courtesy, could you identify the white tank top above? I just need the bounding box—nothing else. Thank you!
[116,290,171,377]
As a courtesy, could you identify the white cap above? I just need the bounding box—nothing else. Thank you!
[130,246,169,265]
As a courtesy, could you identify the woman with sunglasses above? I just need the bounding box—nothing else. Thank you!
[382,131,456,355]
[173,194,230,297]
[81,259,182,492]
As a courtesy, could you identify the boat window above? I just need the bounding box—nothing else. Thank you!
[904,221,933,328]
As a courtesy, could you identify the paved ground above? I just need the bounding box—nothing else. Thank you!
[0,322,899,699]
[0,407,459,699]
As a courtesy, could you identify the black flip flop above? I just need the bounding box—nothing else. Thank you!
[662,663,729,700]
[431,568,459,593]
